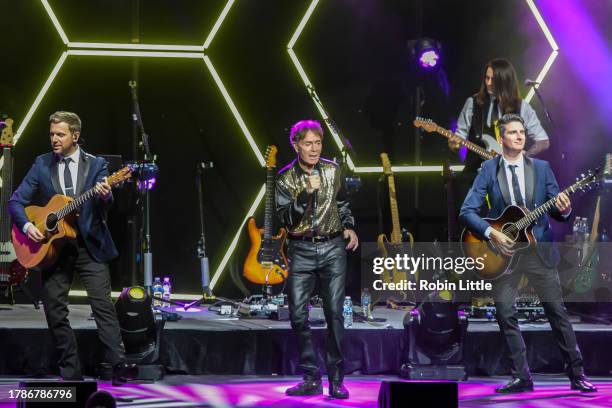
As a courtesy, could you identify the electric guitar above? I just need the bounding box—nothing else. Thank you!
[462,170,601,280]
[414,117,501,159]
[1,119,28,286]
[572,154,611,293]
[243,145,289,285]
[377,153,412,286]
[11,166,132,269]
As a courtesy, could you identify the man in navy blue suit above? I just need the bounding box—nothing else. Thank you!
[460,114,596,393]
[8,111,132,385]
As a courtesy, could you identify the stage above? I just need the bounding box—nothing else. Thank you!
[1,304,612,380]
[1,375,611,407]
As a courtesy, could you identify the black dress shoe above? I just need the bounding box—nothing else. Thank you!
[495,378,534,393]
[285,379,323,396]
[329,382,349,399]
[112,362,137,386]
[570,376,597,392]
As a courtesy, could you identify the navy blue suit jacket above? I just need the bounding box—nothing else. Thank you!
[8,150,118,263]
[459,155,568,268]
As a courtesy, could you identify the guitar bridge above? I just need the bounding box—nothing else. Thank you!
[261,261,273,269]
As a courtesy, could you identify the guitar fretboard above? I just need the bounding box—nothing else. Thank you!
[434,125,495,160]
[514,181,587,230]
[0,147,14,243]
[263,166,275,241]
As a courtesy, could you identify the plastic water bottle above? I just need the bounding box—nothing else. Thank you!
[162,277,172,304]
[152,277,163,308]
[343,296,353,328]
[572,217,581,242]
[581,218,589,241]
[360,288,371,319]
[600,228,609,242]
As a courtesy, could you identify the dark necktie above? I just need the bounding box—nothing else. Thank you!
[490,98,499,127]
[63,158,75,197]
[509,164,524,206]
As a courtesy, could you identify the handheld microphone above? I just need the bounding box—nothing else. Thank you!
[311,169,319,234]
[524,78,540,87]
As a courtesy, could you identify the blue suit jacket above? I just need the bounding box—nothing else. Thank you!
[459,155,568,268]
[8,150,118,263]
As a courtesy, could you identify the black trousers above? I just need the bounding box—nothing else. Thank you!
[287,236,347,383]
[491,251,584,380]
[40,238,125,379]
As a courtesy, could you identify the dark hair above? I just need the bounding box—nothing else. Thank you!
[497,113,525,137]
[49,111,81,134]
[475,58,521,114]
[289,120,323,145]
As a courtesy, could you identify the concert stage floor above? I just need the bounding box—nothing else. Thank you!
[1,375,611,407]
[1,304,612,379]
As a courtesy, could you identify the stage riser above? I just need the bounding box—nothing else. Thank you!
[1,328,611,377]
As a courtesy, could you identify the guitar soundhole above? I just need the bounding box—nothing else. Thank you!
[45,213,58,232]
[501,223,519,241]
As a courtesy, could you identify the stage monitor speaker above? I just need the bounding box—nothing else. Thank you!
[378,381,458,408]
[17,380,97,408]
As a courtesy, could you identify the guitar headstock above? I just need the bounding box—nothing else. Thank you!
[413,116,438,133]
[107,166,133,186]
[0,118,15,146]
[380,152,393,176]
[569,169,600,194]
[265,145,278,169]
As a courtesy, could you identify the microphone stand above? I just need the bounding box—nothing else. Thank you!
[305,84,361,194]
[183,162,216,310]
[129,80,157,292]
[529,83,565,162]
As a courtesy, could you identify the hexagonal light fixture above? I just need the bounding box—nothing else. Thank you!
[5,0,267,294]
[287,0,559,173]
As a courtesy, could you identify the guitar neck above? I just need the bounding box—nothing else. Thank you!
[55,187,102,221]
[263,167,275,240]
[0,147,14,243]
[435,125,495,160]
[386,174,402,243]
[514,185,579,230]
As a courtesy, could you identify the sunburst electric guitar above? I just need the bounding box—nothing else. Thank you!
[243,145,289,285]
[12,166,133,269]
[1,119,28,286]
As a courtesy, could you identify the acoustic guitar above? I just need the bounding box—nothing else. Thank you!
[243,145,289,285]
[11,166,132,269]
[1,119,28,286]
[462,169,601,280]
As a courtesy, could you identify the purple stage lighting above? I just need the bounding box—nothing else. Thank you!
[419,50,440,69]
[409,38,442,71]
[137,177,157,191]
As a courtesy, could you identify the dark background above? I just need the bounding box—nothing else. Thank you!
[1,0,610,299]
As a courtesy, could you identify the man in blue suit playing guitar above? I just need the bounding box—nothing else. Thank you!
[460,114,596,393]
[8,111,133,385]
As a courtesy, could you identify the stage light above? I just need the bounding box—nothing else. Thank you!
[419,50,440,69]
[409,38,442,71]
[400,294,468,380]
[115,286,157,358]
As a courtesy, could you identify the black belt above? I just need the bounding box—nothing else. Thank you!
[290,231,343,243]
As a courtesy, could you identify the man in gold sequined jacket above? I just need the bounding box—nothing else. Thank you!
[276,120,358,400]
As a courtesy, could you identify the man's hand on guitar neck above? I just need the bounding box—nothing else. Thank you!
[94,177,112,200]
[489,229,515,256]
[26,224,45,243]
